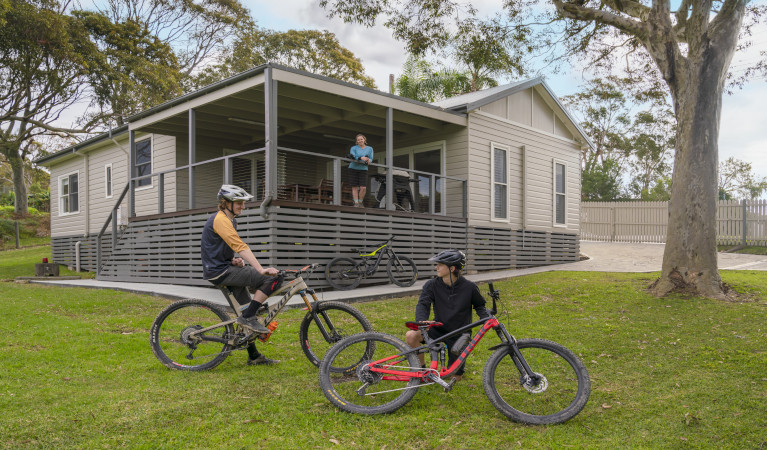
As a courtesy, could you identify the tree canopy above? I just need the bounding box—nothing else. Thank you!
[75,10,183,125]
[0,0,98,212]
[320,0,766,299]
[193,27,376,89]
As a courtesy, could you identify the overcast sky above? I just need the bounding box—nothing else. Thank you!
[243,0,767,183]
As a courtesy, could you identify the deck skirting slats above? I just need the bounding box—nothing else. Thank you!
[52,207,579,288]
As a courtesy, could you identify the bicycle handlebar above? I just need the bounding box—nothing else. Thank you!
[279,263,320,278]
[488,282,500,315]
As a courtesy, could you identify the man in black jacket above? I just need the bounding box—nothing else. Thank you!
[405,249,490,380]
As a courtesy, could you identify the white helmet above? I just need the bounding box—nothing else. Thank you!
[217,184,253,202]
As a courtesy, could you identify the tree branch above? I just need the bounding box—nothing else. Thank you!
[552,0,650,39]
[602,0,652,21]
[6,116,89,136]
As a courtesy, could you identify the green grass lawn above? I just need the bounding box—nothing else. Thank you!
[0,245,93,280]
[1,271,766,448]
[718,245,767,255]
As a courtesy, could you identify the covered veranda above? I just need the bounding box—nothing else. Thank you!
[124,64,468,218]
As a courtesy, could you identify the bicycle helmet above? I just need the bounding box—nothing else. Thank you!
[429,249,466,271]
[217,184,253,202]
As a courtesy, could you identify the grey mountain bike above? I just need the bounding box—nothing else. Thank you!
[150,264,373,371]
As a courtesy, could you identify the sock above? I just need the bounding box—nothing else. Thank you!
[247,343,260,360]
[242,300,264,319]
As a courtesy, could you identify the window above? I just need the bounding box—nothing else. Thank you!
[135,138,152,187]
[491,143,509,221]
[554,161,566,225]
[59,172,79,214]
[105,164,113,198]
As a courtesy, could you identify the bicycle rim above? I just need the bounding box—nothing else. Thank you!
[319,333,421,415]
[326,257,362,290]
[299,302,373,371]
[387,255,417,287]
[483,339,590,424]
[150,301,236,371]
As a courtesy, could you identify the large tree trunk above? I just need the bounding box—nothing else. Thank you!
[651,65,723,298]
[648,8,744,300]
[9,151,28,214]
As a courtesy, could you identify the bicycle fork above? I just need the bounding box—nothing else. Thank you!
[493,324,544,389]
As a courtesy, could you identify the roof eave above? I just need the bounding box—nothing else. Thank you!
[34,124,129,166]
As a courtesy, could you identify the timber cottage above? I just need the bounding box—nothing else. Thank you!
[36,64,591,288]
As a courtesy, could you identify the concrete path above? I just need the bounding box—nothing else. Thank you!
[30,242,767,308]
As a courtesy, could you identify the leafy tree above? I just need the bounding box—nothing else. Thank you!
[193,27,376,88]
[581,158,624,201]
[393,57,481,102]
[626,109,675,199]
[451,19,528,92]
[0,0,98,214]
[74,10,183,125]
[319,0,767,298]
[92,0,250,77]
[718,157,767,200]
[562,77,633,175]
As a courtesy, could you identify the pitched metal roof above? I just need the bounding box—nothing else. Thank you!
[432,76,594,149]
[431,77,543,111]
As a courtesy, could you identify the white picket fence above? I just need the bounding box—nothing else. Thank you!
[581,199,767,246]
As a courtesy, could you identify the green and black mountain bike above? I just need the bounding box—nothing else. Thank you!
[324,235,418,290]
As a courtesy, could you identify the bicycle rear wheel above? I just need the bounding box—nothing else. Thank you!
[387,255,417,287]
[325,257,363,290]
[299,301,373,371]
[149,299,236,371]
[483,339,590,424]
[319,332,421,415]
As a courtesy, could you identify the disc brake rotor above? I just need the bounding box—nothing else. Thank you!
[356,361,382,385]
[180,325,204,346]
[521,372,548,394]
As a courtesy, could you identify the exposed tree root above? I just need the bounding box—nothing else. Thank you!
[648,268,743,301]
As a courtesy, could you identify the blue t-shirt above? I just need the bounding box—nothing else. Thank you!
[349,145,373,171]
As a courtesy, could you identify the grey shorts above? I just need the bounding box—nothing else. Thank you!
[212,266,282,305]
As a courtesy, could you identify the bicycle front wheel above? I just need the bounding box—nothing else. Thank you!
[483,339,590,424]
[325,257,363,290]
[387,255,417,287]
[319,332,421,415]
[149,299,236,371]
[299,301,373,371]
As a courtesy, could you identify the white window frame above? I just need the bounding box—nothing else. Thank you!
[490,143,510,222]
[553,160,567,227]
[134,136,153,191]
[58,171,80,216]
[105,163,113,199]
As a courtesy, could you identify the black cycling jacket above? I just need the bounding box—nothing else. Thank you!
[415,275,490,333]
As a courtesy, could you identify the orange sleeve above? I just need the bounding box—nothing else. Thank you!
[212,211,250,253]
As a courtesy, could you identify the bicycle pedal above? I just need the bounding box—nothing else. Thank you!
[444,377,458,392]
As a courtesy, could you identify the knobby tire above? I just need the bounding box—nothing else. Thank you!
[483,338,590,424]
[319,332,421,415]
[299,301,373,371]
[325,257,363,290]
[149,299,235,371]
[386,255,417,287]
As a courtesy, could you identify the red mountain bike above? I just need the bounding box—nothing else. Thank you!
[318,283,591,424]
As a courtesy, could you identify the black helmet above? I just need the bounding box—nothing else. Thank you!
[429,249,466,270]
[217,184,253,202]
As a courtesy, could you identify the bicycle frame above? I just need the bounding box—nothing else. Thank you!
[366,317,537,384]
[356,239,398,277]
[189,271,325,345]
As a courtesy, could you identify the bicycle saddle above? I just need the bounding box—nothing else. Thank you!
[405,321,443,330]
